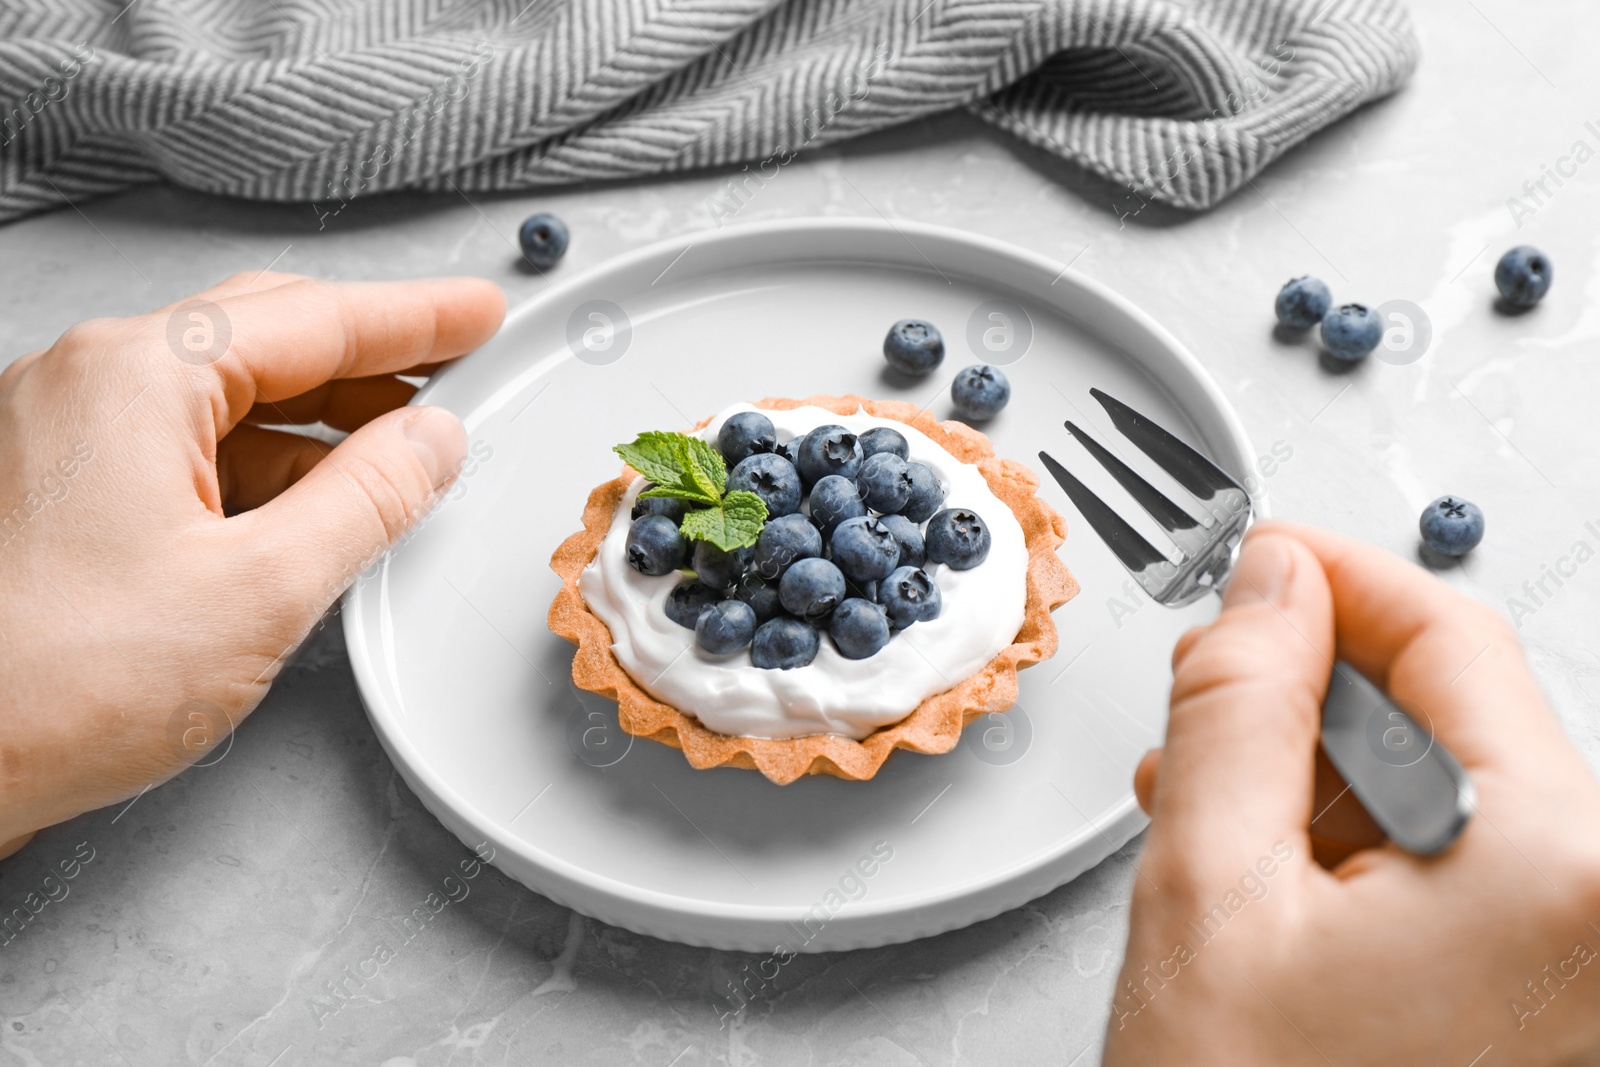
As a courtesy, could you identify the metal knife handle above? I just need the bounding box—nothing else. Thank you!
[1317,663,1474,855]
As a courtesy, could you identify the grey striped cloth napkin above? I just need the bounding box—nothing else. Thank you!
[0,0,1417,225]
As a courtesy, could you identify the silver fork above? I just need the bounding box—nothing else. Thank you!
[1040,388,1473,855]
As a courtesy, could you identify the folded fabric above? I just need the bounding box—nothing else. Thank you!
[0,0,1418,225]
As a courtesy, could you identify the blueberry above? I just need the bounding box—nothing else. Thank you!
[750,617,821,670]
[778,557,847,621]
[878,513,925,568]
[1319,304,1382,362]
[924,508,991,570]
[795,425,864,485]
[858,426,909,461]
[829,598,892,660]
[1274,276,1332,330]
[625,515,687,576]
[695,600,757,655]
[849,578,880,603]
[692,541,753,591]
[900,461,946,522]
[726,452,802,518]
[777,438,801,465]
[752,513,823,579]
[1419,495,1485,557]
[717,412,777,466]
[878,566,942,629]
[829,517,902,583]
[517,213,569,270]
[808,475,866,536]
[631,490,689,523]
[883,319,945,376]
[857,453,914,513]
[731,575,784,622]
[951,364,1011,420]
[664,580,722,629]
[1495,246,1552,308]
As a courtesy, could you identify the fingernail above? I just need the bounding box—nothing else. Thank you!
[1223,533,1294,609]
[402,406,465,490]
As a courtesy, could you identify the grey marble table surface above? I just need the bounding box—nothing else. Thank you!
[3,0,1599,1063]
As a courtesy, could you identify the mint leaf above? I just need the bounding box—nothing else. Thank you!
[680,435,727,501]
[614,432,692,488]
[681,491,768,551]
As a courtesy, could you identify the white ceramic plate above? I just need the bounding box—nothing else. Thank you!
[343,218,1260,952]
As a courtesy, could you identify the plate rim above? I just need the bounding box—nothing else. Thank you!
[343,216,1259,936]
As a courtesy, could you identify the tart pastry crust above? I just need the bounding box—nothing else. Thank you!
[548,394,1079,784]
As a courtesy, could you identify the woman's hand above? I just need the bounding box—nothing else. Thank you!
[0,272,505,857]
[1105,522,1600,1066]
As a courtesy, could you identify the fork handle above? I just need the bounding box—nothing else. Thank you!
[1317,663,1474,854]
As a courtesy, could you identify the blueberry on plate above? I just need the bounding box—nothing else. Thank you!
[883,319,945,376]
[517,213,569,270]
[858,426,909,461]
[808,474,866,536]
[631,490,690,523]
[664,580,723,629]
[717,411,777,466]
[878,566,942,629]
[751,616,821,670]
[830,598,892,659]
[753,513,823,579]
[695,599,757,655]
[878,513,925,568]
[1495,246,1552,308]
[732,575,784,622]
[625,514,687,576]
[1419,496,1484,557]
[951,364,1011,420]
[924,508,991,569]
[726,452,802,517]
[778,557,847,621]
[692,541,753,591]
[857,452,914,513]
[1274,276,1332,330]
[900,461,947,522]
[796,425,864,485]
[829,516,902,583]
[1319,304,1383,361]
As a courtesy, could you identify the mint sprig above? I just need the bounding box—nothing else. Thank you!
[614,431,767,550]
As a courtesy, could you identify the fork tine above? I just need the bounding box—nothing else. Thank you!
[1037,451,1170,572]
[1064,421,1199,534]
[1090,388,1244,499]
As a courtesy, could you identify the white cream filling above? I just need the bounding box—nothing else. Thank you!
[578,404,1029,740]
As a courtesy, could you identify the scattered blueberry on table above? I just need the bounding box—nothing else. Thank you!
[1319,303,1383,362]
[517,212,569,270]
[1495,246,1552,308]
[1419,496,1484,557]
[1275,276,1332,329]
[883,319,945,376]
[951,364,1011,419]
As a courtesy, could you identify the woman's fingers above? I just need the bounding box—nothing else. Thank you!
[200,277,504,433]
[1267,522,1567,776]
[242,375,418,432]
[1143,529,1334,888]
